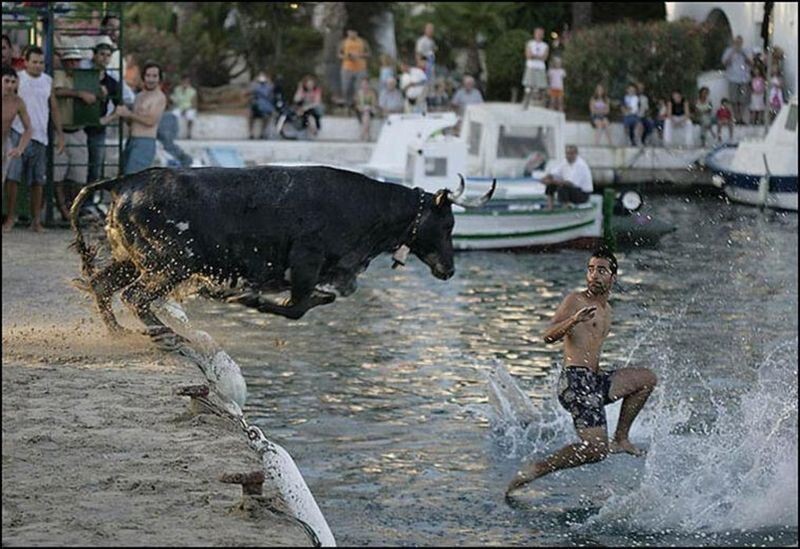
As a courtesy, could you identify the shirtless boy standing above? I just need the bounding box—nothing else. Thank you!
[506,247,658,496]
[2,64,31,185]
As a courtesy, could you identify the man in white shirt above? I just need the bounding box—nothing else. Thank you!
[542,145,593,210]
[399,58,428,114]
[522,27,549,109]
[450,75,484,117]
[415,23,437,84]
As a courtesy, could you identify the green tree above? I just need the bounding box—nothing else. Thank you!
[485,29,529,101]
[563,20,704,117]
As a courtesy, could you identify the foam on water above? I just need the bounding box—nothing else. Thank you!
[484,361,575,459]
[585,337,798,534]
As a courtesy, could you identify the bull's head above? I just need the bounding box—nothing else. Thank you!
[404,176,496,280]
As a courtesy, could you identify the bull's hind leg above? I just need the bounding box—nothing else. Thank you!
[86,260,139,333]
[121,272,189,351]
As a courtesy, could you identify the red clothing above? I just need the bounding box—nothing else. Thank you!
[11,57,26,71]
[716,106,732,121]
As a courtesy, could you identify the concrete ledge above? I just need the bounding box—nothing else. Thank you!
[181,113,384,142]
[175,140,374,167]
[178,111,769,146]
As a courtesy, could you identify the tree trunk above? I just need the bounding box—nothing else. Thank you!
[572,2,593,29]
[314,2,347,101]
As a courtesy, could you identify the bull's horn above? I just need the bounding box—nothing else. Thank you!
[449,174,466,202]
[451,178,496,208]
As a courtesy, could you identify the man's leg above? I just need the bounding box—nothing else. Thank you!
[3,179,18,232]
[30,183,45,232]
[545,182,558,210]
[607,367,657,455]
[506,426,608,496]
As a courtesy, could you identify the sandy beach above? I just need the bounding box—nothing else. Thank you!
[2,228,311,546]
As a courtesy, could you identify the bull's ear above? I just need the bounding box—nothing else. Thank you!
[434,190,448,208]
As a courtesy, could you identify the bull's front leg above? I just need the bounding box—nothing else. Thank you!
[227,248,335,320]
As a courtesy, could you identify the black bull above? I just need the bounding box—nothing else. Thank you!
[70,166,492,348]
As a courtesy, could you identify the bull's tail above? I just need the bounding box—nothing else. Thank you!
[69,177,120,280]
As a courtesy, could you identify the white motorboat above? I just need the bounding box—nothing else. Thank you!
[361,103,671,250]
[705,97,798,211]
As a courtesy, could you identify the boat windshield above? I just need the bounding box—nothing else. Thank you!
[496,125,555,161]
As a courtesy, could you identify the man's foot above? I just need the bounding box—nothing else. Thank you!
[610,438,646,456]
[31,223,46,233]
[2,219,14,233]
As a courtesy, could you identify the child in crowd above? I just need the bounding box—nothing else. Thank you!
[694,86,717,147]
[354,77,377,142]
[546,57,566,112]
[378,54,395,92]
[654,98,668,143]
[768,69,785,122]
[589,84,612,145]
[716,98,734,142]
[749,67,766,125]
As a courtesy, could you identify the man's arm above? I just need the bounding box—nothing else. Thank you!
[721,47,732,66]
[48,91,65,154]
[543,294,596,344]
[55,87,97,104]
[118,94,166,127]
[8,99,33,157]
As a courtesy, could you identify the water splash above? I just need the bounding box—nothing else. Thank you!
[484,361,574,459]
[585,338,798,534]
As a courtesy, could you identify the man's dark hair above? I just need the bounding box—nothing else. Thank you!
[142,60,163,82]
[591,245,618,275]
[2,64,17,79]
[2,34,11,49]
[101,14,120,28]
[25,46,43,60]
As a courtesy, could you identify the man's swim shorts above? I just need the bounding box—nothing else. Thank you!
[557,366,617,429]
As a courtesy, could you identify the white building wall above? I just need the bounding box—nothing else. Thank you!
[666,2,797,95]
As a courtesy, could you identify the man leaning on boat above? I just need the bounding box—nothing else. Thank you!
[542,145,594,210]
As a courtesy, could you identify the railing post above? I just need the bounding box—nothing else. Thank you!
[602,188,617,251]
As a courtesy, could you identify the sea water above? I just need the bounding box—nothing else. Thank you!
[186,195,798,546]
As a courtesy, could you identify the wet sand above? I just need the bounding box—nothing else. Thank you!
[2,228,311,546]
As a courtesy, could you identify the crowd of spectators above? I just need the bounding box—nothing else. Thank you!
[3,11,795,231]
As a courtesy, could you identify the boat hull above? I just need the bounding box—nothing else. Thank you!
[452,196,604,251]
[705,145,798,212]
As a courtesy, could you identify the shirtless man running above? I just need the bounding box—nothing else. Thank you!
[506,246,658,497]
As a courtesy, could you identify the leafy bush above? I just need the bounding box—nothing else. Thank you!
[562,19,704,117]
[485,29,530,101]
